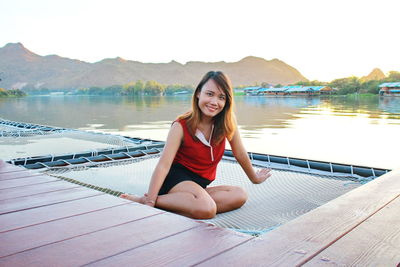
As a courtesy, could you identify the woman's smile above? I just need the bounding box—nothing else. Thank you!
[206,104,218,113]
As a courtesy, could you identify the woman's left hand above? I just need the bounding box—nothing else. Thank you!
[252,168,272,184]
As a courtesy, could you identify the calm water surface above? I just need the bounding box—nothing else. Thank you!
[1,95,399,169]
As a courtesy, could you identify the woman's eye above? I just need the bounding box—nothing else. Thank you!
[219,95,226,100]
[206,92,213,96]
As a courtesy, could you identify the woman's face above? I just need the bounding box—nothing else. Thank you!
[197,79,226,119]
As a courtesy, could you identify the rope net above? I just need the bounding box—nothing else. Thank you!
[44,154,362,235]
[0,124,38,132]
[0,126,141,161]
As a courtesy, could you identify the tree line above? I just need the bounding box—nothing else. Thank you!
[293,71,400,95]
[7,70,400,96]
[0,88,26,97]
[241,71,400,95]
[21,80,194,96]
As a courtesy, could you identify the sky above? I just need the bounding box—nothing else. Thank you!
[1,0,399,81]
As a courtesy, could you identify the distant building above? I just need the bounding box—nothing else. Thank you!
[257,85,334,96]
[259,87,288,96]
[243,86,262,95]
[233,88,244,94]
[285,86,318,96]
[379,82,400,97]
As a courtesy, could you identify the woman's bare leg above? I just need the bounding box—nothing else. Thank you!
[155,181,217,219]
[120,194,143,203]
[121,181,217,219]
[206,185,247,213]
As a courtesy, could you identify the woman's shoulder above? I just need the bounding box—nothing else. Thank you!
[170,120,184,132]
[174,117,187,127]
[172,119,184,128]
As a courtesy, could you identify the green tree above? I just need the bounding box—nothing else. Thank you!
[387,71,400,81]
[76,88,89,95]
[360,80,381,94]
[0,88,8,97]
[261,82,271,88]
[8,89,26,96]
[295,80,325,86]
[0,88,26,97]
[103,85,122,95]
[329,76,360,94]
[122,82,135,96]
[88,86,103,95]
[134,80,144,95]
[144,80,165,95]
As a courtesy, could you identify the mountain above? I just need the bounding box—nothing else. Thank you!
[360,68,386,82]
[0,43,307,90]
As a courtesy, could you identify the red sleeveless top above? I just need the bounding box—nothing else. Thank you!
[173,119,226,181]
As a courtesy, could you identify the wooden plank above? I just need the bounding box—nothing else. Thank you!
[0,187,103,215]
[0,212,202,266]
[304,196,400,266]
[198,169,400,266]
[0,194,132,232]
[0,175,58,189]
[0,180,80,201]
[89,224,253,266]
[0,161,26,173]
[0,203,162,257]
[0,170,41,180]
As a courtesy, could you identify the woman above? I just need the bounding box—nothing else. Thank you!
[121,71,271,219]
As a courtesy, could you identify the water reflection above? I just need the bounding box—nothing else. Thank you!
[1,95,399,168]
[235,96,321,131]
[1,95,398,129]
[0,96,190,130]
[379,97,400,116]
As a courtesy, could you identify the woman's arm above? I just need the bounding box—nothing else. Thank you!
[144,122,184,205]
[228,129,271,184]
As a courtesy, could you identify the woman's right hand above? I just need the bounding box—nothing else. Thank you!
[251,168,272,184]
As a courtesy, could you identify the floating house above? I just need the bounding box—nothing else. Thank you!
[306,86,335,95]
[379,82,400,96]
[255,85,334,96]
[284,86,318,96]
[259,87,288,96]
[243,86,262,95]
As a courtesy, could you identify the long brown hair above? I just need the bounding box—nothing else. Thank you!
[178,71,236,144]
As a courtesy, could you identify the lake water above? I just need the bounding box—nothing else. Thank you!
[1,95,399,169]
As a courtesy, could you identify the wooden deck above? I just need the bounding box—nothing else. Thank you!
[1,160,399,266]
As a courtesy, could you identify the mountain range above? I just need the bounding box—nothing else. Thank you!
[0,43,307,90]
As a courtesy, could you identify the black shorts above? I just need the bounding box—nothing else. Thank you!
[158,163,212,195]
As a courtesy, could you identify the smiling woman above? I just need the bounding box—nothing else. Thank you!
[120,71,272,219]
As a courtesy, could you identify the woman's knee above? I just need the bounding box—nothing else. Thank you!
[190,199,217,219]
[233,186,248,208]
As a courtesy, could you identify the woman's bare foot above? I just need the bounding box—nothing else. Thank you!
[120,193,143,203]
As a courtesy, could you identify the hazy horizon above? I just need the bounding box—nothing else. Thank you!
[2,0,400,81]
[2,42,395,84]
